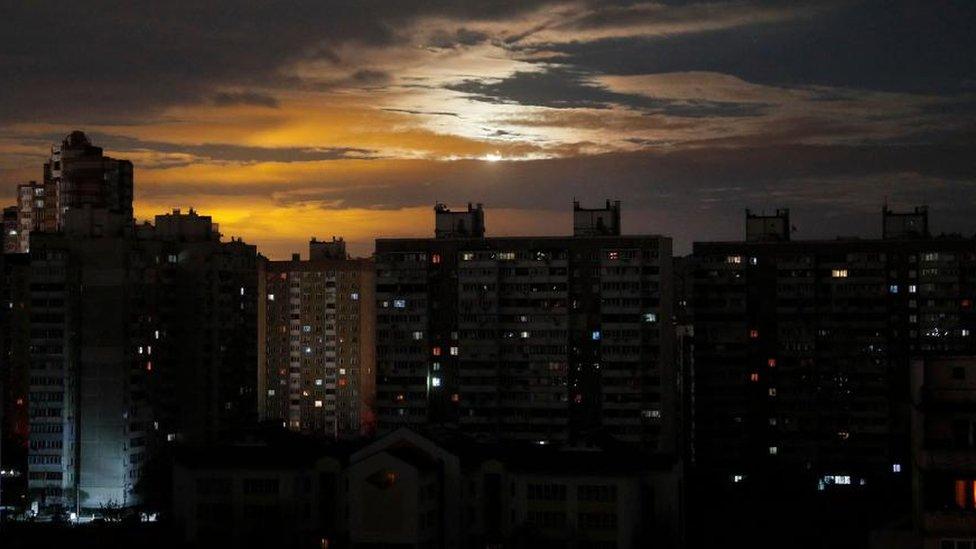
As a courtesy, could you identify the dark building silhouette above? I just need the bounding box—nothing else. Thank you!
[690,205,976,545]
[26,205,258,514]
[374,201,676,452]
[14,132,132,253]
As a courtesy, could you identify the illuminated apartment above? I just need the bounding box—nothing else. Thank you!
[374,201,675,451]
[258,237,376,438]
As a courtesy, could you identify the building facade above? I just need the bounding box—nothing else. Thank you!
[911,356,976,548]
[26,207,258,513]
[258,238,376,438]
[13,131,132,253]
[692,206,976,488]
[375,202,675,451]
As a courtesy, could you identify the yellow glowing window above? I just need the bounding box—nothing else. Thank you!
[832,269,848,278]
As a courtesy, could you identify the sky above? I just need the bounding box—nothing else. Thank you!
[1,0,974,258]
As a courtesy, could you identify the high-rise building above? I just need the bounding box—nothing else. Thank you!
[258,238,376,438]
[3,205,19,254]
[910,356,976,548]
[691,205,976,488]
[1,251,30,492]
[26,207,258,513]
[374,201,675,450]
[13,132,132,253]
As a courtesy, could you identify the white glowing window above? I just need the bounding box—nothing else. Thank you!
[413,331,423,340]
[303,325,312,333]
[520,331,530,339]
[892,463,902,473]
[768,446,778,455]
[768,388,777,397]
[732,474,744,483]
[431,377,441,388]
[726,255,743,264]
[889,284,899,294]
[167,433,176,442]
[498,252,516,261]
[643,312,658,323]
[240,287,245,296]
[591,331,601,341]
[432,362,440,371]
[393,299,406,309]
[908,285,917,294]
[449,346,459,356]
[314,400,323,408]
[350,292,359,300]
[339,368,346,375]
[963,329,971,337]
[641,409,661,419]
[305,346,312,354]
[267,389,275,396]
[315,379,323,386]
[138,346,144,354]
[167,254,178,264]
[154,330,160,339]
[268,294,275,301]
[461,252,475,261]
[832,269,848,278]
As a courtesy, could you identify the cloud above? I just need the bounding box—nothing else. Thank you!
[212,91,280,108]
[447,67,767,117]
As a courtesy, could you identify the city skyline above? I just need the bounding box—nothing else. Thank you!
[2,1,975,258]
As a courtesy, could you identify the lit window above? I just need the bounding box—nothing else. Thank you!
[889,284,898,294]
[750,373,759,382]
[892,463,902,473]
[305,346,312,354]
[768,388,777,397]
[498,252,516,261]
[769,417,777,426]
[303,325,312,333]
[449,346,459,356]
[268,294,275,301]
[314,400,323,408]
[432,347,442,357]
[591,330,601,341]
[431,377,441,388]
[608,251,620,261]
[767,358,776,368]
[350,292,359,301]
[749,329,759,339]
[461,252,475,261]
[431,254,441,264]
[393,299,406,309]
[641,409,661,419]
[520,331,530,339]
[908,284,917,293]
[769,446,778,455]
[732,474,744,483]
[963,329,971,337]
[643,312,658,323]
[749,257,758,266]
[451,393,460,402]
[413,331,423,340]
[315,379,323,386]
[240,287,245,296]
[726,255,743,264]
[432,362,440,371]
[832,269,848,278]
[339,368,346,375]
[267,389,275,396]
[167,254,178,264]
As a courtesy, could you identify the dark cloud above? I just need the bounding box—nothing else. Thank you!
[350,69,392,86]
[212,91,279,108]
[91,133,377,163]
[0,1,552,124]
[515,1,976,94]
[447,68,767,117]
[381,108,460,117]
[427,27,490,48]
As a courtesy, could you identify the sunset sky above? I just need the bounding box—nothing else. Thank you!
[1,1,974,258]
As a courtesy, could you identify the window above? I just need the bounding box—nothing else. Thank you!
[520,331,530,339]
[449,346,459,356]
[267,389,275,396]
[412,331,423,340]
[889,284,899,294]
[768,388,777,397]
[749,372,759,382]
[350,292,359,301]
[393,299,406,309]
[767,358,777,368]
[909,284,917,294]
[591,331,601,341]
[749,329,759,339]
[726,255,743,264]
[267,294,275,301]
[643,312,657,323]
[769,446,778,455]
[461,252,475,261]
[432,347,442,357]
[314,400,323,408]
[832,269,848,278]
[892,463,902,473]
[431,254,441,264]
[431,377,441,388]
[498,252,516,261]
